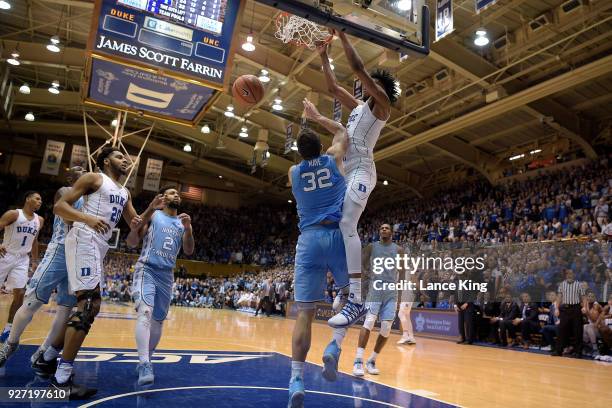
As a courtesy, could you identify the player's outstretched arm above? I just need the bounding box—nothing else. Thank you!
[337,32,391,117]
[0,210,19,258]
[179,213,195,256]
[31,216,44,262]
[302,98,348,170]
[318,43,359,111]
[55,172,110,234]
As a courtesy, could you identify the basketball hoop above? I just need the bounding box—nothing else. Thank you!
[275,13,333,50]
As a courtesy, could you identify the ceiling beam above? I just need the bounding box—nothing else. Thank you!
[374,54,612,161]
[0,120,274,190]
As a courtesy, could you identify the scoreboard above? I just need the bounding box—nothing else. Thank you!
[83,0,244,125]
[117,0,227,34]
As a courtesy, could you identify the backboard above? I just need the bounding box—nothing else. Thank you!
[257,0,430,58]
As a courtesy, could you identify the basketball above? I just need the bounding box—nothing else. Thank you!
[232,75,265,106]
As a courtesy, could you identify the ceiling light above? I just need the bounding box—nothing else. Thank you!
[239,126,248,138]
[47,35,61,53]
[474,29,489,47]
[288,199,292,203]
[24,112,35,122]
[383,180,389,186]
[111,119,118,128]
[530,149,542,155]
[48,80,60,94]
[0,1,11,10]
[241,35,256,52]
[396,0,412,11]
[201,124,210,133]
[291,141,298,151]
[224,105,235,118]
[265,151,271,159]
[218,175,223,179]
[258,69,270,83]
[272,98,283,111]
[19,83,30,94]
[183,143,192,152]
[509,153,525,161]
[7,51,20,66]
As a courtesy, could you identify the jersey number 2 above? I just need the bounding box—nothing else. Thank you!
[302,168,332,192]
[163,237,173,251]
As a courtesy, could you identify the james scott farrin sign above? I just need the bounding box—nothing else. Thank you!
[86,57,215,123]
[89,0,245,89]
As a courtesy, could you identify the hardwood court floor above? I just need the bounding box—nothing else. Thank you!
[1,298,611,408]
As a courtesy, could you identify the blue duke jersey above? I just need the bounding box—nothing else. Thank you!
[137,210,185,273]
[49,197,84,245]
[291,155,346,231]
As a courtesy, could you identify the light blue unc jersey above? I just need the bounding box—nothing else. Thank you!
[291,154,346,231]
[49,197,84,245]
[137,210,184,273]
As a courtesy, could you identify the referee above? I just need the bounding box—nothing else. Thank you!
[553,269,587,357]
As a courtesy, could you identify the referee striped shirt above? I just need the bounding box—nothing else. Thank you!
[557,280,586,305]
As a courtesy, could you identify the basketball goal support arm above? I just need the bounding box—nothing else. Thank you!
[256,1,430,58]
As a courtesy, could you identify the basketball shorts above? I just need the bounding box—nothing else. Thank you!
[132,263,173,321]
[294,224,349,303]
[365,292,398,321]
[344,158,377,208]
[65,227,109,293]
[25,243,76,307]
[0,252,29,290]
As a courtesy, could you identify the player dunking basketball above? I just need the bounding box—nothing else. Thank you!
[287,99,349,407]
[319,32,399,328]
[0,167,85,369]
[43,147,161,399]
[126,186,194,386]
[0,192,43,343]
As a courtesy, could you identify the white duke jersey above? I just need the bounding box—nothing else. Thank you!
[50,197,84,245]
[2,209,40,254]
[345,99,387,171]
[73,173,129,241]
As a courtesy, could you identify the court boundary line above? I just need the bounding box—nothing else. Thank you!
[77,385,406,408]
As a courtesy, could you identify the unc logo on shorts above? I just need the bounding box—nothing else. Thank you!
[81,267,91,277]
[358,183,367,193]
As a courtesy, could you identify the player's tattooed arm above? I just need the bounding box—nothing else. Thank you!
[0,210,19,257]
[337,31,391,118]
[317,42,359,110]
[126,220,148,248]
[55,172,109,234]
[179,213,195,256]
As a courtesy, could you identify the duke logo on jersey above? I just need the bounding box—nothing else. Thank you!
[291,155,349,302]
[133,210,185,321]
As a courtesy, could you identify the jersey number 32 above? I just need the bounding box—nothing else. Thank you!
[302,168,332,192]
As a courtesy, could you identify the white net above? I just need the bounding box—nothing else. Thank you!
[275,14,332,49]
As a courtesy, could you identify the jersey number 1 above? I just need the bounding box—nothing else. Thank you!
[21,236,27,247]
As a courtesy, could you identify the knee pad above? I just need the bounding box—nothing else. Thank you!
[363,313,377,331]
[379,320,392,338]
[399,302,411,313]
[137,304,153,328]
[296,302,316,311]
[66,311,93,334]
[23,293,45,313]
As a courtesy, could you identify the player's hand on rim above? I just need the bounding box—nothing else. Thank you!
[85,215,111,234]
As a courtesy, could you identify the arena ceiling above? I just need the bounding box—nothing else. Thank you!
[0,0,611,203]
